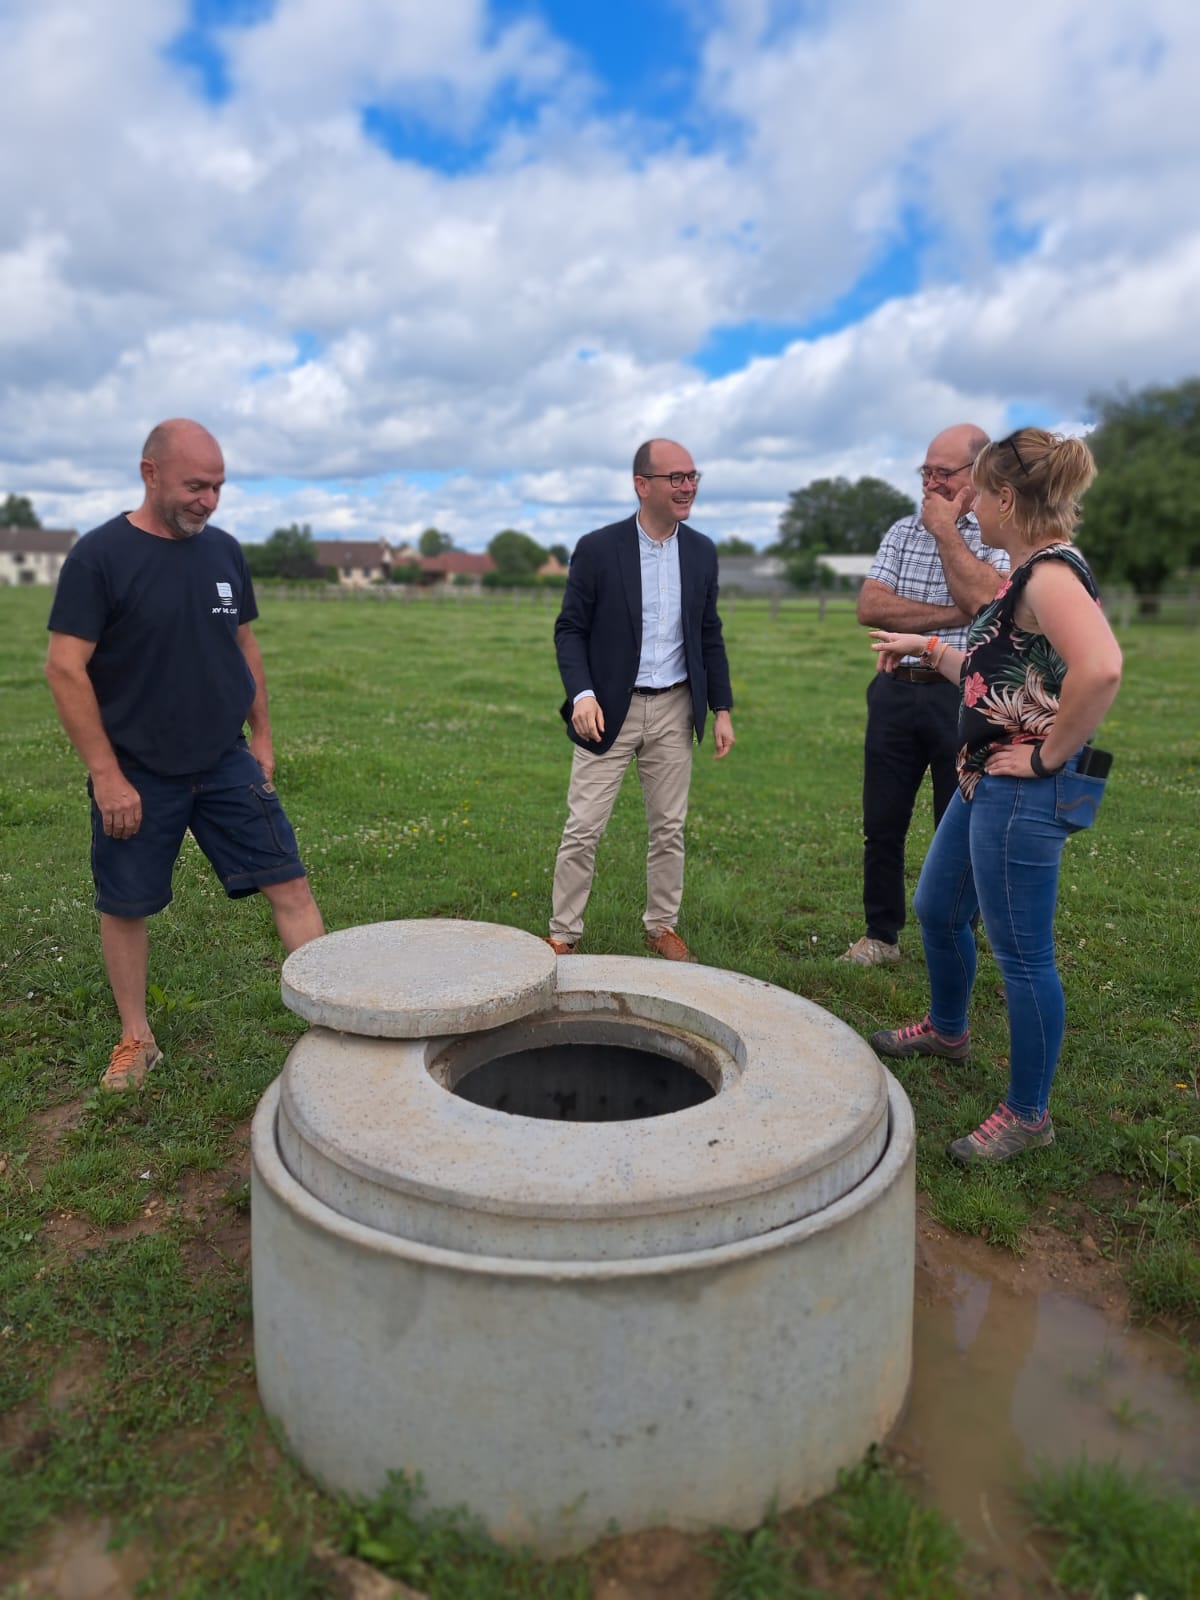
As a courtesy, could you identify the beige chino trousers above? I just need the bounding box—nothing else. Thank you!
[549,683,694,943]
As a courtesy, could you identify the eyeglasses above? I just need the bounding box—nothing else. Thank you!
[917,461,973,485]
[1000,434,1031,476]
[637,470,702,488]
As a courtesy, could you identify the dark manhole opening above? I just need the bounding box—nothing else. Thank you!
[451,1042,716,1122]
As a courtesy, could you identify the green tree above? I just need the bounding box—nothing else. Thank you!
[488,528,548,578]
[0,493,40,528]
[388,561,424,585]
[773,477,914,588]
[715,536,756,556]
[418,526,454,557]
[244,522,324,581]
[1079,379,1200,614]
[547,543,570,566]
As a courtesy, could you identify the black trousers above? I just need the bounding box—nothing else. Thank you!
[861,671,960,945]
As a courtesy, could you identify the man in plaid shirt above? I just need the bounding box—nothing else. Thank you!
[840,424,1009,966]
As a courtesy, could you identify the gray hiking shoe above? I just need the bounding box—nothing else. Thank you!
[869,1015,971,1062]
[947,1103,1055,1165]
[839,936,901,966]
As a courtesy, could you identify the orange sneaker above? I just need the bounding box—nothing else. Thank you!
[544,937,578,955]
[645,928,697,963]
[100,1037,163,1092]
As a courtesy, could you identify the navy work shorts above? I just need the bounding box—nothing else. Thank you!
[89,740,307,918]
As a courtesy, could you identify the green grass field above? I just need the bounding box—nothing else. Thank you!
[1,584,1198,1596]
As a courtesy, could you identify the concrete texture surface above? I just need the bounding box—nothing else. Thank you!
[280,919,556,1037]
[253,924,916,1552]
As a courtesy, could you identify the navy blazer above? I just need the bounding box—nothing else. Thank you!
[554,514,734,755]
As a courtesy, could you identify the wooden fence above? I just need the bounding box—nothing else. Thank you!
[256,583,859,620]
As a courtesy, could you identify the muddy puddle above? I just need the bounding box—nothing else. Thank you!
[896,1261,1200,1580]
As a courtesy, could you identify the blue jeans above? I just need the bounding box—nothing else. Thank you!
[912,758,1094,1121]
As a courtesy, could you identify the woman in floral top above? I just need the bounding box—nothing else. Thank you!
[865,429,1123,1164]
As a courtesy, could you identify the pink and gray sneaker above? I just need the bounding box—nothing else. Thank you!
[869,1015,971,1062]
[948,1103,1055,1165]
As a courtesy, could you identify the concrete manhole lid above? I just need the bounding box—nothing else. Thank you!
[275,953,892,1259]
[280,919,557,1038]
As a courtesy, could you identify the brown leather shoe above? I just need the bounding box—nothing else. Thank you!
[645,928,697,963]
[544,937,578,955]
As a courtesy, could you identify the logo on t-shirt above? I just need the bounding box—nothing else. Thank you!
[212,580,238,617]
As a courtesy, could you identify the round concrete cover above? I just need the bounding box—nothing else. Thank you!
[280,919,557,1038]
[276,951,892,1259]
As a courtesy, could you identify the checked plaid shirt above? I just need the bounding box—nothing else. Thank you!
[867,511,1009,662]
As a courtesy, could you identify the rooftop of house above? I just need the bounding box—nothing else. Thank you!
[0,527,77,555]
[312,539,391,569]
[420,551,495,575]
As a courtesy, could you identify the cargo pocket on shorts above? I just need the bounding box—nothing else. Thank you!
[250,781,289,853]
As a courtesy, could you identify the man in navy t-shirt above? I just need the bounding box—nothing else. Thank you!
[46,419,324,1090]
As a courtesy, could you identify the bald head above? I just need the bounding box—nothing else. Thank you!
[921,423,988,502]
[135,419,225,541]
[928,423,988,462]
[142,418,222,467]
[634,437,700,477]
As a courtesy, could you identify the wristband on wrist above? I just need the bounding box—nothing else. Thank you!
[1029,742,1062,778]
[919,635,939,666]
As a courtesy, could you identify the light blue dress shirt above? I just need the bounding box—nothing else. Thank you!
[573,516,688,705]
[634,516,686,687]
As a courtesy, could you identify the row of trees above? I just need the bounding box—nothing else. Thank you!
[243,522,573,583]
[414,524,573,574]
[770,379,1199,605]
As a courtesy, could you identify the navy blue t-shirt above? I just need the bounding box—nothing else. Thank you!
[48,515,260,776]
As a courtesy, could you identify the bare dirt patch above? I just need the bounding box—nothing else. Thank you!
[0,1514,150,1600]
[2,1095,89,1194]
[587,1527,717,1598]
[916,1192,1130,1318]
[33,1119,254,1271]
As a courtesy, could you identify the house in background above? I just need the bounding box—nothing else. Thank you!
[307,541,559,590]
[814,553,876,588]
[419,551,495,587]
[714,553,788,595]
[0,527,77,586]
[312,537,417,586]
[712,551,876,596]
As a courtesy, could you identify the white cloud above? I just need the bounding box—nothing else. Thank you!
[222,0,571,127]
[1,0,1197,552]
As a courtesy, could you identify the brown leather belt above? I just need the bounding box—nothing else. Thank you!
[632,681,687,696]
[891,665,945,684]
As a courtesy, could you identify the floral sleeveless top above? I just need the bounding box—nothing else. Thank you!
[956,543,1101,801]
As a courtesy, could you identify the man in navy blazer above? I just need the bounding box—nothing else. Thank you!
[547,438,735,962]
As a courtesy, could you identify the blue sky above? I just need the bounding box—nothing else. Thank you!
[167,0,923,374]
[2,0,1197,548]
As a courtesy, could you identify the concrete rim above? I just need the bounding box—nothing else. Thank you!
[253,1070,915,1281]
[276,957,890,1251]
